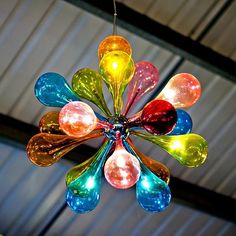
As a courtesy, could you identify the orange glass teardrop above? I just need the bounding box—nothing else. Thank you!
[98,35,132,60]
[26,131,103,166]
[39,111,63,134]
[127,139,170,184]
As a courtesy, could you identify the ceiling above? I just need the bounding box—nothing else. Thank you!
[0,0,236,235]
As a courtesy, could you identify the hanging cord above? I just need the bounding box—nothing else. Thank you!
[113,0,117,35]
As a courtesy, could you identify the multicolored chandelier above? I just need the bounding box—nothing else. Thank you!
[26,32,208,213]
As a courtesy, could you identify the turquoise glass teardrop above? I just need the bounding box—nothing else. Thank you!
[136,166,171,212]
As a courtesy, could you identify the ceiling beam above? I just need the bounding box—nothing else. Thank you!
[64,0,236,84]
[0,113,97,163]
[0,113,235,223]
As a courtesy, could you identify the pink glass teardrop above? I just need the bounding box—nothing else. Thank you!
[156,73,201,108]
[59,101,97,138]
[123,61,159,115]
[104,139,140,189]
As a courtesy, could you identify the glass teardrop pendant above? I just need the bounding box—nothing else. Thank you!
[35,72,79,107]
[99,50,135,115]
[155,73,201,108]
[136,165,171,212]
[104,137,140,189]
[59,101,111,138]
[128,100,177,135]
[133,131,208,167]
[125,138,170,184]
[26,131,103,167]
[98,35,132,60]
[66,139,114,213]
[72,68,112,116]
[39,111,63,134]
[123,61,159,116]
[168,109,192,135]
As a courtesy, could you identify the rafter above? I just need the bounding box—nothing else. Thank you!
[64,0,236,84]
[1,113,235,223]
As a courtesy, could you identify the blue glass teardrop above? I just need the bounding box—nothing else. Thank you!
[66,179,100,214]
[169,109,192,135]
[35,72,79,107]
[66,140,114,213]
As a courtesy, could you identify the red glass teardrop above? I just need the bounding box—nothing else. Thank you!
[141,100,177,135]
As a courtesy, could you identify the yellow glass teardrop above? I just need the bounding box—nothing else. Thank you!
[99,51,135,115]
[133,132,208,167]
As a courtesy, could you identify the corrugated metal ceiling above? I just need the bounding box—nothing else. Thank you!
[0,0,236,235]
[119,0,236,60]
[0,143,236,236]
